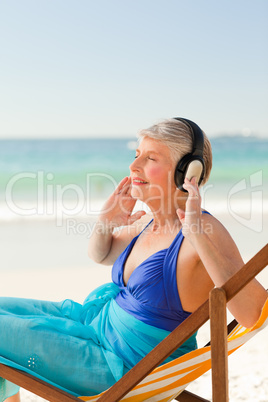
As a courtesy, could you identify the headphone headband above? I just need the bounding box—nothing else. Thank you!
[173,117,204,157]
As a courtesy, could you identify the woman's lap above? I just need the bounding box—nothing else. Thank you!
[0,297,120,396]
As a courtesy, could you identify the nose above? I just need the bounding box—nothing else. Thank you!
[129,157,141,172]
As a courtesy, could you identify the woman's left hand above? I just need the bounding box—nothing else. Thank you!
[176,177,202,241]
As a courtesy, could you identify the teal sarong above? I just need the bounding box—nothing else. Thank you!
[0,283,197,401]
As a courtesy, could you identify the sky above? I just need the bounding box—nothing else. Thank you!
[0,0,267,139]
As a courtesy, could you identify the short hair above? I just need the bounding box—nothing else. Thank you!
[137,118,212,186]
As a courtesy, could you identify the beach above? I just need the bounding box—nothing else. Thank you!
[1,0,268,399]
[0,135,267,401]
[0,208,267,402]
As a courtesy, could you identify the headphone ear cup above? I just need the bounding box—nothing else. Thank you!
[174,168,185,191]
[174,153,192,191]
[185,159,204,183]
[175,155,205,191]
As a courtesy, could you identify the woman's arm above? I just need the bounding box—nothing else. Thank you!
[177,178,267,328]
[88,176,146,265]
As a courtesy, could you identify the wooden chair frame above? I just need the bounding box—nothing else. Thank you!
[0,244,267,402]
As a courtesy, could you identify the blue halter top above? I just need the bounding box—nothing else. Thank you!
[112,220,192,332]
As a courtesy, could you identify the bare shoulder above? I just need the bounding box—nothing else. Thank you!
[201,211,243,263]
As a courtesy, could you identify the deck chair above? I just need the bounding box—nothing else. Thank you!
[0,244,267,402]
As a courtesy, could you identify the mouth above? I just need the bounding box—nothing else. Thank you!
[132,178,148,185]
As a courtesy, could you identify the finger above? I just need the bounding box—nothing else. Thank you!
[128,211,146,224]
[115,177,129,194]
[121,177,132,195]
[191,176,198,186]
[125,178,133,195]
[183,179,197,197]
[176,208,185,223]
[183,177,200,199]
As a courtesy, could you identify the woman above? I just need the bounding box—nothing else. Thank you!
[2,118,267,402]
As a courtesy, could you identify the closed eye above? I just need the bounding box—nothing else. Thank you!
[134,156,155,161]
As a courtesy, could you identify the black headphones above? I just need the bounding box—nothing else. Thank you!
[173,118,205,192]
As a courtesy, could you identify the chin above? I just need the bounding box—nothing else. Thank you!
[131,187,145,200]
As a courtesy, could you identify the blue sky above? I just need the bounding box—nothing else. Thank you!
[0,0,267,138]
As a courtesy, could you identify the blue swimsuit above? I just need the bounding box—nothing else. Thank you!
[0,222,197,400]
[113,221,193,332]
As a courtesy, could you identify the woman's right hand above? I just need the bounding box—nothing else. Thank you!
[98,176,146,229]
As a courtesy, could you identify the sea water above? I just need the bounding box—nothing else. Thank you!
[0,136,267,223]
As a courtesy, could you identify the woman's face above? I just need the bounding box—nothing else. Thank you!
[129,137,177,211]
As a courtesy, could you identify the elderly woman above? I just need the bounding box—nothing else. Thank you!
[1,118,267,402]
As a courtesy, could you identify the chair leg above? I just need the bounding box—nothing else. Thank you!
[210,287,229,402]
[175,389,210,401]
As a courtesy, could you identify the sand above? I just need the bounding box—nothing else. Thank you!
[0,212,267,401]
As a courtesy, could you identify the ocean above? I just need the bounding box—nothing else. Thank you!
[0,136,267,223]
[0,136,267,284]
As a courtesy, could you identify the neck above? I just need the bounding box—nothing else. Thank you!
[145,191,187,231]
[147,208,182,234]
